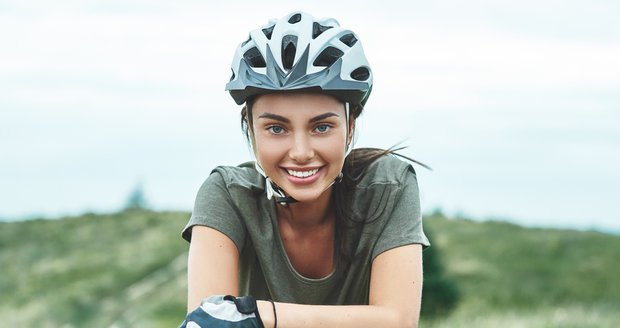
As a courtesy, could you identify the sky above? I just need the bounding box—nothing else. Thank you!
[1,1,619,232]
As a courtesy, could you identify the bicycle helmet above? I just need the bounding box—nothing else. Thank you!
[225,11,373,107]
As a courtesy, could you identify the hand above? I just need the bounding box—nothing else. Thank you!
[179,295,264,328]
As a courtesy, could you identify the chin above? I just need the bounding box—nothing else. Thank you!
[284,186,331,203]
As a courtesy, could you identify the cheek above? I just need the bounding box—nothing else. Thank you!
[253,135,285,164]
[318,134,348,160]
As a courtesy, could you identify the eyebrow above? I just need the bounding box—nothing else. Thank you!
[257,112,340,123]
[309,112,339,123]
[257,113,289,123]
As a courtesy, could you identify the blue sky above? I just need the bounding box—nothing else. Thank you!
[1,1,619,232]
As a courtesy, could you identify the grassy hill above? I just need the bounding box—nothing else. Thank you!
[422,212,620,327]
[0,210,188,327]
[1,210,618,327]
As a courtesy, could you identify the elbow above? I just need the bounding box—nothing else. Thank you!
[381,305,420,328]
[377,303,420,328]
[402,317,419,328]
[398,311,420,328]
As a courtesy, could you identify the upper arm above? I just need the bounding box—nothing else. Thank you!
[369,244,423,325]
[187,225,239,311]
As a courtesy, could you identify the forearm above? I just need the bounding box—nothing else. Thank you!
[257,301,417,328]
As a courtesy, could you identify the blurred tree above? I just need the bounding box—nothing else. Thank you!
[124,183,149,210]
[421,215,460,317]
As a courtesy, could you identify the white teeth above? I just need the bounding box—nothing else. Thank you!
[286,168,319,178]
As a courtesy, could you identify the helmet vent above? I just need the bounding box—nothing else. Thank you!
[281,35,298,70]
[313,47,344,67]
[288,13,302,24]
[262,25,274,40]
[243,47,267,68]
[229,69,235,81]
[339,33,358,47]
[350,67,370,81]
[312,22,333,39]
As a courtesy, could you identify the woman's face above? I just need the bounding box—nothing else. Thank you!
[251,93,351,203]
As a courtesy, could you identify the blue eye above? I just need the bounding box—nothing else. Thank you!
[315,124,331,133]
[268,125,284,134]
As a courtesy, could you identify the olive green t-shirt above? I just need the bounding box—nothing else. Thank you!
[182,155,430,305]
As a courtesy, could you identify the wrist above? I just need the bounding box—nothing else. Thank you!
[257,300,275,328]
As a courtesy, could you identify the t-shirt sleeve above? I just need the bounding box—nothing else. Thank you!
[181,171,246,251]
[371,167,430,260]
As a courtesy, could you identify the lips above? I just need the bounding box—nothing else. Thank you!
[286,168,319,178]
[281,166,323,185]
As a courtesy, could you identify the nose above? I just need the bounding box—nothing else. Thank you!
[288,133,314,163]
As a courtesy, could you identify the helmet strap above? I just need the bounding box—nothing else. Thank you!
[345,102,353,157]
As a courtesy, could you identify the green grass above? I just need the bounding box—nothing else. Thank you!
[420,213,620,327]
[420,303,620,328]
[1,209,618,327]
[424,214,620,308]
[0,209,189,327]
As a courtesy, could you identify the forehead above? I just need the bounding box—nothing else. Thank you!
[252,93,345,117]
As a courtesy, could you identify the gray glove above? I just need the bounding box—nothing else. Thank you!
[179,295,264,328]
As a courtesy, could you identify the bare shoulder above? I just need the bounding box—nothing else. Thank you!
[190,225,239,252]
[187,226,239,310]
[370,244,423,307]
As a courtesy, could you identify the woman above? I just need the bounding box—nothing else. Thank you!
[180,11,430,328]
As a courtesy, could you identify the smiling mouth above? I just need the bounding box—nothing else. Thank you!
[286,168,320,178]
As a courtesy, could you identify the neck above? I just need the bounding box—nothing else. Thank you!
[277,187,334,230]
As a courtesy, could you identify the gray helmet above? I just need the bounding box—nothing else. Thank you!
[225,11,373,106]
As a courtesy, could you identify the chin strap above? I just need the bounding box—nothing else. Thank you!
[344,102,353,157]
[254,161,297,206]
